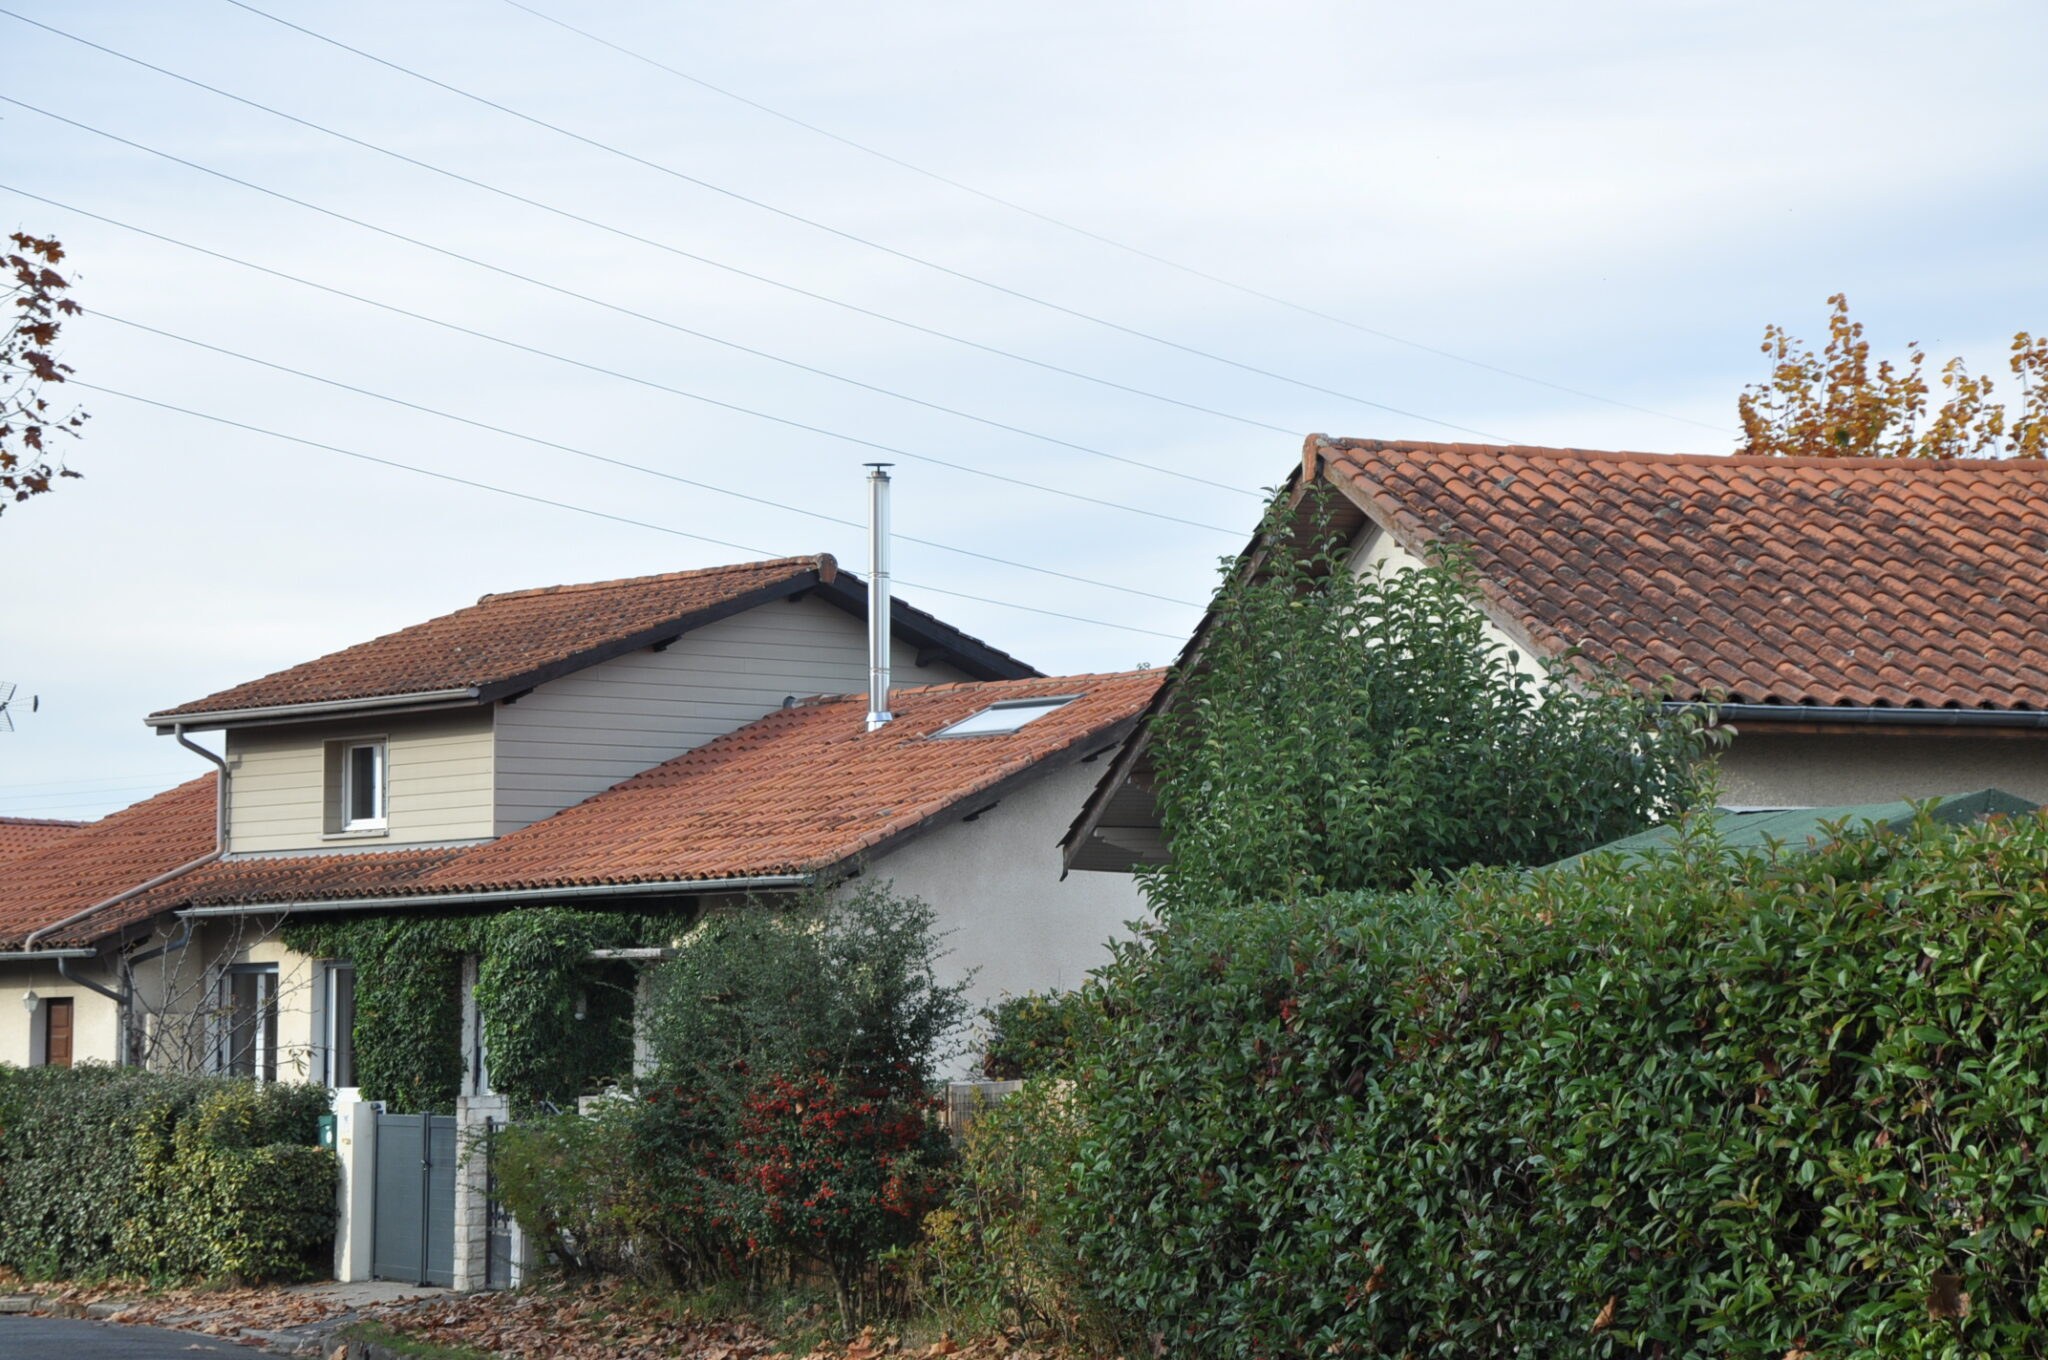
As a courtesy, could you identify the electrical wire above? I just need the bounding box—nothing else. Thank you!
[96,309,1205,609]
[0,183,1240,537]
[1,94,1252,499]
[71,381,1196,642]
[0,7,1302,447]
[217,0,1517,443]
[498,0,1732,435]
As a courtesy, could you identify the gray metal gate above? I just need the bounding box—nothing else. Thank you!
[372,1113,457,1286]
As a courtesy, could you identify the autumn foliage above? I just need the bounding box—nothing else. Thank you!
[1739,294,2046,459]
[1,232,87,513]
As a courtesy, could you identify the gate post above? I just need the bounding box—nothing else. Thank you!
[333,1101,378,1283]
[452,1092,507,1292]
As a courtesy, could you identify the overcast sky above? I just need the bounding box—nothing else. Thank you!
[2,0,2044,820]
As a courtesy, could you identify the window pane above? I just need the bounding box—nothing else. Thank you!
[347,744,380,822]
[932,698,1074,738]
[330,964,356,1088]
[225,968,279,1081]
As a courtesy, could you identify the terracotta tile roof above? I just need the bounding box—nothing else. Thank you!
[151,557,836,723]
[167,672,1160,908]
[1313,436,2048,711]
[168,845,471,909]
[0,815,88,863]
[0,777,216,948]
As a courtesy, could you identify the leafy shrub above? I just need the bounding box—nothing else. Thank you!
[729,1069,951,1318]
[1144,487,1716,915]
[913,1079,1124,1349]
[1072,811,2048,1358]
[504,882,968,1328]
[492,1099,657,1279]
[977,991,1096,1080]
[0,1067,332,1282]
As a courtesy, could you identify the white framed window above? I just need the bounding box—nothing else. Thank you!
[931,696,1077,739]
[340,740,386,831]
[221,964,279,1082]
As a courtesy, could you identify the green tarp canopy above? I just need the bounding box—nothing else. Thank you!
[1553,788,2040,868]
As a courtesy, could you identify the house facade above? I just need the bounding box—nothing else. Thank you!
[2,554,1154,1082]
[1067,436,2048,871]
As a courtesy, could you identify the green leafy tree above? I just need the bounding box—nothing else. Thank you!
[1144,488,1716,914]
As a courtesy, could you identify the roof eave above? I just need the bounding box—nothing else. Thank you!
[176,872,818,918]
[149,687,484,733]
[1672,701,2048,731]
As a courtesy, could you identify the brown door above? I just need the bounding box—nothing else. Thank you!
[44,998,73,1068]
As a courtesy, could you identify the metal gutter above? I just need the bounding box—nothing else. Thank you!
[147,686,480,732]
[175,873,816,918]
[23,725,229,952]
[0,948,94,961]
[1671,701,2048,730]
[57,955,124,1006]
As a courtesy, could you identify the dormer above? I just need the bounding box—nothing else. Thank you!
[146,555,1036,856]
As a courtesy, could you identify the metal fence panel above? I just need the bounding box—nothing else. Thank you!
[423,1116,457,1288]
[371,1114,424,1284]
[371,1112,458,1287]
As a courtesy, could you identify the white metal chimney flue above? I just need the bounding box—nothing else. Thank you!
[865,463,894,731]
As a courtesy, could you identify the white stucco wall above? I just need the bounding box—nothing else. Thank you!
[1347,523,1548,685]
[835,760,1148,1075]
[1718,730,2048,807]
[0,959,125,1067]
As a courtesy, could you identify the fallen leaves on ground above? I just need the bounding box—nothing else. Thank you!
[1,1270,1110,1360]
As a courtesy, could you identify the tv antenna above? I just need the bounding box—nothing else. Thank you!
[0,683,37,733]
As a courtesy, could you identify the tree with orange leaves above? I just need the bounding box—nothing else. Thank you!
[1,232,87,515]
[1739,294,2046,459]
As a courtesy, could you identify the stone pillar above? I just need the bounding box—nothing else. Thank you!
[452,1092,508,1292]
[333,1101,378,1283]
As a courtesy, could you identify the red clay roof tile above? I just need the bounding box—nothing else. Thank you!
[1314,436,2048,710]
[0,778,216,948]
[150,557,839,722]
[172,671,1160,908]
[0,815,88,864]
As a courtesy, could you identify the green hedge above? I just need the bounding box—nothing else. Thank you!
[0,1067,334,1282]
[1073,811,2048,1358]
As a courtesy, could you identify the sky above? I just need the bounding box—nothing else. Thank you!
[2,0,2044,821]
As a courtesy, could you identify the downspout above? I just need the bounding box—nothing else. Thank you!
[24,726,228,1063]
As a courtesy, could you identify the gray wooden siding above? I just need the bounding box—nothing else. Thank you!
[493,596,964,834]
[226,708,495,854]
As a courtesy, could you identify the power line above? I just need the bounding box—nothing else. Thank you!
[0,7,1301,447]
[498,0,1731,436]
[2,95,1252,500]
[0,770,194,793]
[1,183,1238,536]
[218,0,1517,444]
[97,309,1205,610]
[72,382,1194,643]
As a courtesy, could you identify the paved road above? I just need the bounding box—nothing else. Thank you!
[0,1317,249,1357]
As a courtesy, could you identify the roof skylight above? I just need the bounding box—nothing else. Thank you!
[931,696,1076,738]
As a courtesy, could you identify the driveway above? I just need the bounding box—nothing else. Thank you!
[0,1316,252,1357]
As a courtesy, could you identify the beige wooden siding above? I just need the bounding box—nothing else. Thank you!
[226,708,495,853]
[494,596,964,834]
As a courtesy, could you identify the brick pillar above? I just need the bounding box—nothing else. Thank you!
[452,1092,507,1292]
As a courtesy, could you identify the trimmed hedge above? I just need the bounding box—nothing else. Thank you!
[0,1067,334,1282]
[1072,812,2048,1358]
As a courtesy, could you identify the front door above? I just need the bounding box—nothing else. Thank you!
[44,998,73,1068]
